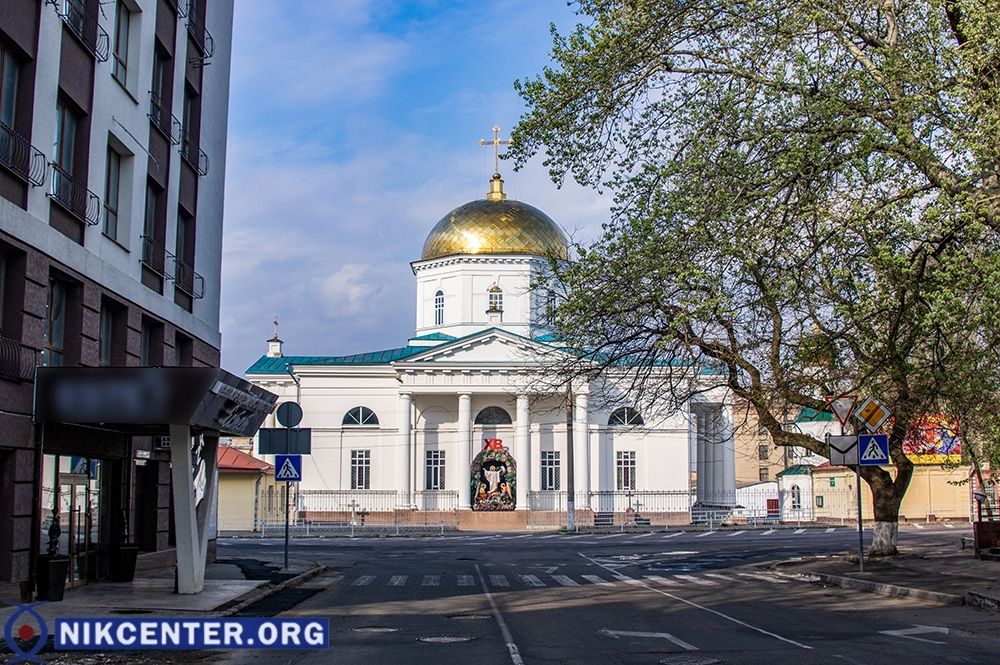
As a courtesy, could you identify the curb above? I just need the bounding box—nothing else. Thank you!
[220,563,328,616]
[811,571,965,606]
[965,589,1000,612]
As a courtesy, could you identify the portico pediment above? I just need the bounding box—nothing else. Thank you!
[393,328,565,367]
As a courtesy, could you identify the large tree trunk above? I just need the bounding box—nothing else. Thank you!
[866,466,909,557]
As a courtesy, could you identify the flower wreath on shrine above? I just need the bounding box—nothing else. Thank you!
[471,440,517,511]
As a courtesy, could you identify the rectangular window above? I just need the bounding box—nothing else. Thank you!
[150,47,167,119]
[104,148,121,240]
[758,444,769,461]
[174,332,193,366]
[759,467,769,482]
[55,101,77,173]
[350,450,370,490]
[425,450,445,490]
[815,496,825,508]
[112,0,131,84]
[140,317,162,366]
[46,279,67,367]
[0,46,17,127]
[99,303,113,366]
[616,451,636,491]
[541,451,560,491]
[142,182,159,265]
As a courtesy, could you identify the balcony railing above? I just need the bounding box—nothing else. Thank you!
[0,334,38,382]
[48,0,110,62]
[0,122,48,187]
[148,92,182,145]
[167,0,188,17]
[185,3,215,66]
[48,164,100,226]
[168,253,205,299]
[140,234,169,276]
[179,129,209,176]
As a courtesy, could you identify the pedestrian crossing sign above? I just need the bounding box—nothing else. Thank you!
[275,454,302,482]
[858,434,889,466]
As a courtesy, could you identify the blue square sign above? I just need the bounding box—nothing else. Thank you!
[858,434,890,466]
[274,454,303,482]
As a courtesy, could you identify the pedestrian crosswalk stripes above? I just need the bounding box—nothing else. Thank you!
[341,569,815,590]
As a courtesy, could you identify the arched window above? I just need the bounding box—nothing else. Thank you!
[434,290,444,325]
[608,407,644,426]
[487,284,503,312]
[475,406,512,425]
[545,289,557,325]
[790,484,802,510]
[343,406,379,427]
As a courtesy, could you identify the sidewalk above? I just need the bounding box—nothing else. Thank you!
[772,542,1000,611]
[1,556,324,625]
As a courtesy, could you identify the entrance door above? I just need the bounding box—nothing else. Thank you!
[57,461,101,587]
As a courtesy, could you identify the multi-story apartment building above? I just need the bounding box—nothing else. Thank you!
[0,0,234,591]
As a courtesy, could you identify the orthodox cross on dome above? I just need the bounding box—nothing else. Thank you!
[480,125,510,177]
[270,315,281,341]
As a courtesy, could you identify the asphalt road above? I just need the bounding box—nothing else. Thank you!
[217,525,1000,665]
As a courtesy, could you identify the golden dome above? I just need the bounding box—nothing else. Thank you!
[420,176,569,261]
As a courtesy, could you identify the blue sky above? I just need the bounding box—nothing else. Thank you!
[220,1,611,375]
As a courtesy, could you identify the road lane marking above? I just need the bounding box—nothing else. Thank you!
[578,552,812,650]
[352,575,375,586]
[703,573,737,582]
[490,575,510,587]
[662,531,685,539]
[794,529,806,534]
[727,531,745,537]
[913,523,925,530]
[599,628,697,651]
[944,523,954,529]
[475,563,525,665]
[878,625,948,644]
[388,575,407,586]
[582,575,614,586]
[457,575,475,587]
[761,529,776,535]
[675,575,716,586]
[540,535,560,539]
[825,528,836,533]
[695,531,716,538]
[613,574,643,586]
[597,534,621,539]
[644,575,681,586]
[738,573,788,584]
[422,575,440,586]
[631,532,656,539]
[552,575,580,587]
[520,575,545,587]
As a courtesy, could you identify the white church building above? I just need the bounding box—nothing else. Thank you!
[246,160,736,529]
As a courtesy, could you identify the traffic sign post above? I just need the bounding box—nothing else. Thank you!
[274,453,302,570]
[858,434,890,465]
[827,435,859,466]
[825,394,868,573]
[266,400,308,571]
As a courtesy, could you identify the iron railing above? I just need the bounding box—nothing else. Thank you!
[140,234,168,276]
[414,490,459,511]
[185,2,215,64]
[48,0,110,62]
[179,129,209,176]
[0,122,48,186]
[148,92,182,145]
[48,163,100,226]
[0,334,38,382]
[167,253,205,299]
[166,0,188,17]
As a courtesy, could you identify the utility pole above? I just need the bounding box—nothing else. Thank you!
[565,382,575,531]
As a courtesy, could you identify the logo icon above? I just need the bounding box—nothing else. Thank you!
[3,601,48,664]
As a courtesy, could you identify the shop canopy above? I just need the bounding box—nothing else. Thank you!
[33,367,277,437]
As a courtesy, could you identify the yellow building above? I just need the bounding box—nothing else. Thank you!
[811,462,972,523]
[217,444,276,532]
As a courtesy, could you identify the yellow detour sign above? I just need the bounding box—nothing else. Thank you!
[855,397,891,432]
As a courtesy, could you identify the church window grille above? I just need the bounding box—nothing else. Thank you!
[759,467,769,482]
[790,484,802,510]
[425,450,446,490]
[488,286,503,312]
[475,406,512,425]
[541,451,560,490]
[758,444,769,461]
[343,406,379,427]
[434,290,444,325]
[616,451,636,491]
[608,407,644,426]
[351,450,370,490]
[545,290,556,325]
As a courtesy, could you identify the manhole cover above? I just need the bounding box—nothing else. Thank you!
[660,657,722,665]
[418,636,474,643]
[353,627,399,633]
[448,614,489,620]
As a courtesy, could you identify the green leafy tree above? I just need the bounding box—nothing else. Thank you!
[511,0,1000,554]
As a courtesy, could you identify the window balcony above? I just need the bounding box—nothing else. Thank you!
[140,234,169,277]
[0,334,38,382]
[47,0,110,62]
[185,3,215,66]
[48,163,100,226]
[0,122,48,187]
[166,0,188,17]
[148,92,182,145]
[179,129,209,176]
[168,253,205,299]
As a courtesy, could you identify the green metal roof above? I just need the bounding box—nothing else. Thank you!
[796,407,834,422]
[776,465,814,477]
[246,346,426,374]
[409,332,457,341]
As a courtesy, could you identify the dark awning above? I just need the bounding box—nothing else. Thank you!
[33,367,278,437]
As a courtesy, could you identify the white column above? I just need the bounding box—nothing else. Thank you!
[516,394,530,510]
[721,406,736,506]
[458,393,472,509]
[694,408,706,503]
[574,392,590,508]
[398,392,412,508]
[712,409,725,504]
